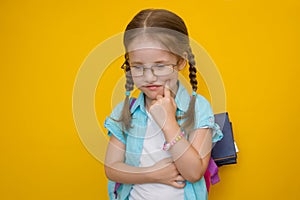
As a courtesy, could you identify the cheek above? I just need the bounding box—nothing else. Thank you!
[160,73,178,90]
[169,78,178,92]
[168,73,179,84]
[169,74,178,84]
[131,77,142,87]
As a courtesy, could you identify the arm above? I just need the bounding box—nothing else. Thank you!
[149,82,212,183]
[165,125,212,183]
[104,135,186,188]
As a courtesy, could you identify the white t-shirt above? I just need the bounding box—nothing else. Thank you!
[129,113,184,200]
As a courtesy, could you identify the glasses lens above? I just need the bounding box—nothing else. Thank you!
[152,65,174,76]
[130,66,143,76]
[130,64,175,76]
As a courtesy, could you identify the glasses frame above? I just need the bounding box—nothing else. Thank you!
[129,63,178,77]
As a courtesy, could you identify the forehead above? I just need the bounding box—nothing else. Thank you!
[127,36,179,63]
[128,48,177,64]
[127,35,168,52]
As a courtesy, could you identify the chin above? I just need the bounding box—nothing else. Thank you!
[144,91,163,100]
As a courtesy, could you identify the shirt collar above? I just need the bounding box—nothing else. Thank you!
[130,81,191,113]
[130,91,146,114]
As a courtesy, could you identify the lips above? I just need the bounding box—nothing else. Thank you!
[144,85,162,91]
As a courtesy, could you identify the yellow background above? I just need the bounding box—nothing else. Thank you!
[1,0,300,199]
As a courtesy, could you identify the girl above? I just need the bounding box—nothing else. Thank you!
[104,9,223,200]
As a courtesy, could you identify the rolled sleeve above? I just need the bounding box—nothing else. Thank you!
[103,101,126,144]
[194,95,223,143]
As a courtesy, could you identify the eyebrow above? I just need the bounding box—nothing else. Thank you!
[130,61,143,65]
[130,60,170,65]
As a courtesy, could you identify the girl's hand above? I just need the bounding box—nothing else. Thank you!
[149,158,186,188]
[149,81,178,131]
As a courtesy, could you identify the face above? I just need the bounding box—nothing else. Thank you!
[127,37,186,105]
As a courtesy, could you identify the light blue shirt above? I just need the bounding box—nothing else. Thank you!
[104,82,223,200]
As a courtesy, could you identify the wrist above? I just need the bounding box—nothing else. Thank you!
[161,117,178,133]
[163,129,185,151]
[146,164,165,183]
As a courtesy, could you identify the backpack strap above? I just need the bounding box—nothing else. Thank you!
[129,98,137,109]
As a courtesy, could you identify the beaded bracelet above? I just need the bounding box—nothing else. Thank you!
[163,130,185,151]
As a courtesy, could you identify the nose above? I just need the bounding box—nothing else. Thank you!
[143,68,157,82]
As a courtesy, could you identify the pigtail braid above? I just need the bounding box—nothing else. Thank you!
[118,54,134,131]
[187,47,198,92]
[124,54,134,92]
[182,47,198,134]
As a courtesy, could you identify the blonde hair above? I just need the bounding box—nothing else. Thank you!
[118,9,198,134]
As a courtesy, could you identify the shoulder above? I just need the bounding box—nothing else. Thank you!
[193,94,223,142]
[195,94,210,105]
[193,94,214,128]
[104,99,126,131]
[109,100,126,119]
[104,100,127,144]
[194,94,213,115]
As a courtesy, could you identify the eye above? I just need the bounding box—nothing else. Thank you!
[155,64,166,68]
[131,65,143,70]
[153,64,166,70]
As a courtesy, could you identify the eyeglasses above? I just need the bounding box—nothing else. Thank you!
[129,63,177,77]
